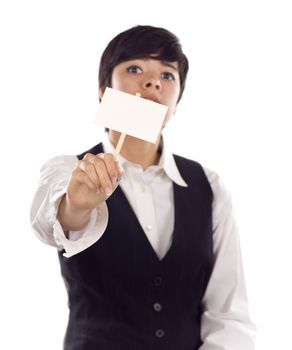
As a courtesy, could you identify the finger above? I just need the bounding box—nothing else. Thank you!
[87,156,113,195]
[115,160,124,182]
[72,166,97,192]
[78,159,100,190]
[82,153,114,193]
[97,153,118,186]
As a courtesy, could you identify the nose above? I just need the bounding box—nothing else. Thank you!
[143,77,162,91]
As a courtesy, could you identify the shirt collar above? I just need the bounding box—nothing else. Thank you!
[101,133,188,187]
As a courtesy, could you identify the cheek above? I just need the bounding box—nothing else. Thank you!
[163,89,179,124]
[167,92,179,112]
[111,76,134,93]
[166,83,180,103]
[111,69,126,89]
[111,75,122,90]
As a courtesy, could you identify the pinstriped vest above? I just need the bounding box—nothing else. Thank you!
[58,143,214,350]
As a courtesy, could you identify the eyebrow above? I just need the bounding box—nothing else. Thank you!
[161,61,178,71]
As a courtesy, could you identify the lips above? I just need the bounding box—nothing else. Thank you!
[142,95,160,104]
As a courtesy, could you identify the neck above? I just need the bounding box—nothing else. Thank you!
[109,131,162,170]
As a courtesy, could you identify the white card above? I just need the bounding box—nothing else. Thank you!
[95,87,168,144]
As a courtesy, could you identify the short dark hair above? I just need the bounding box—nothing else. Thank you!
[98,25,189,103]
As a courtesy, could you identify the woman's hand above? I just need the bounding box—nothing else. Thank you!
[58,153,123,231]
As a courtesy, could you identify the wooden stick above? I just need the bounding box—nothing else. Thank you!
[114,92,141,160]
[114,132,126,159]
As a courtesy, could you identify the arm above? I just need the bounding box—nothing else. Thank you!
[199,169,256,350]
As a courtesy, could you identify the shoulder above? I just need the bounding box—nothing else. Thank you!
[173,153,232,210]
[195,165,235,234]
[39,155,78,183]
[39,142,104,180]
[172,154,207,183]
[173,153,229,199]
[172,154,214,203]
[173,153,210,187]
[202,167,234,225]
[41,155,78,170]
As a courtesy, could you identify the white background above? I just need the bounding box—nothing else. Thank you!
[0,0,291,349]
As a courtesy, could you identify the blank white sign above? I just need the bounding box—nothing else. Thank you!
[95,87,168,144]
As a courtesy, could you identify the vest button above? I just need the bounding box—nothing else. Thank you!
[153,276,162,286]
[155,329,165,338]
[153,302,162,312]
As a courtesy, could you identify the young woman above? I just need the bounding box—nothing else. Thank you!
[31,25,255,349]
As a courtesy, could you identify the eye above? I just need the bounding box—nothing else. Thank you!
[161,72,175,81]
[126,65,143,74]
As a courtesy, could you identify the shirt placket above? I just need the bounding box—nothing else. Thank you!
[131,168,159,253]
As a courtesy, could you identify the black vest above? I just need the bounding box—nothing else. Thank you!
[58,143,214,350]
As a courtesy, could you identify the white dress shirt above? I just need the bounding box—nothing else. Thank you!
[30,134,256,349]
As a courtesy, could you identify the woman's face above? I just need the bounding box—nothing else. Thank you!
[100,58,181,127]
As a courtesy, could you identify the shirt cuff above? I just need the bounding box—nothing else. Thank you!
[53,202,108,258]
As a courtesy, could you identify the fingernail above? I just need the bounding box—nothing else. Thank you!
[111,176,117,185]
[116,161,124,173]
[105,186,112,196]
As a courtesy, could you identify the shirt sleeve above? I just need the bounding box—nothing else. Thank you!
[199,168,256,350]
[30,155,108,258]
